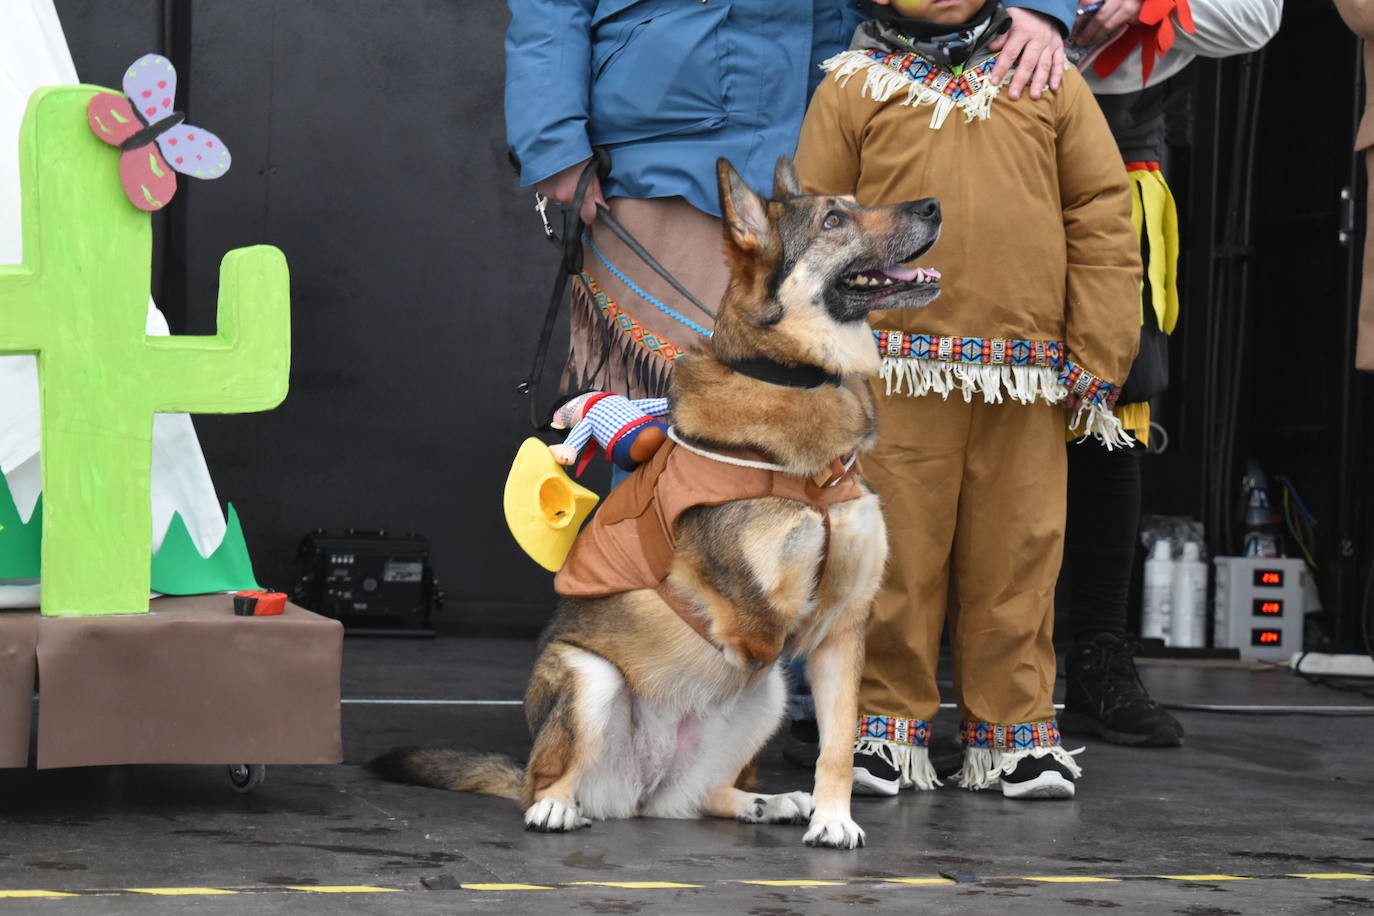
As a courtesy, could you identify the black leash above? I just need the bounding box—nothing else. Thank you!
[519,148,716,432]
[521,154,608,431]
[591,203,715,324]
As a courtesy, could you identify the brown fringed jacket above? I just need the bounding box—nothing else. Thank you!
[795,36,1142,446]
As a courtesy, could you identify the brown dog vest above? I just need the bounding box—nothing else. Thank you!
[554,437,865,646]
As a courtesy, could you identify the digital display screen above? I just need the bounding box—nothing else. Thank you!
[1251,629,1282,646]
[1252,599,1283,616]
[1253,569,1284,587]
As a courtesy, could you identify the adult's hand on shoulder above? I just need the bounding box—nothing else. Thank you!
[1073,0,1143,50]
[988,8,1067,101]
[534,158,607,225]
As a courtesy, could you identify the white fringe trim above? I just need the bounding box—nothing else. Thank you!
[854,737,942,790]
[956,745,1085,791]
[822,50,1003,130]
[1068,400,1136,451]
[879,357,1136,450]
[880,358,1061,405]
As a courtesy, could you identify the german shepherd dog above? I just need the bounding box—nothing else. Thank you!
[373,157,940,849]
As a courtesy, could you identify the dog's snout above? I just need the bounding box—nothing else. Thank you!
[909,197,940,223]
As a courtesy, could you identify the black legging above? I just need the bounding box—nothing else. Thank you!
[1065,437,1142,641]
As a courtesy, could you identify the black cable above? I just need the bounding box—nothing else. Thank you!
[1291,650,1374,701]
[1200,65,1227,564]
[1289,675,1374,702]
[1217,50,1264,556]
[1363,538,1374,662]
[1161,702,1374,717]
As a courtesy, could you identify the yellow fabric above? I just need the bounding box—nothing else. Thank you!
[1068,400,1150,446]
[503,438,599,572]
[1128,169,1180,334]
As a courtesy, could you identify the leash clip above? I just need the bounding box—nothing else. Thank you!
[534,192,554,240]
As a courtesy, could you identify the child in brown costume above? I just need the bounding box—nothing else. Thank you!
[795,0,1140,798]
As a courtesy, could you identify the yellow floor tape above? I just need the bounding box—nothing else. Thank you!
[737,880,848,887]
[0,873,1367,898]
[569,882,700,889]
[284,886,403,893]
[0,890,79,898]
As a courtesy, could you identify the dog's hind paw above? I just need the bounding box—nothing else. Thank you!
[803,814,866,849]
[524,797,590,833]
[737,791,815,825]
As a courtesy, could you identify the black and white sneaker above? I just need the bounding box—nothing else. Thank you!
[999,753,1077,800]
[852,747,901,796]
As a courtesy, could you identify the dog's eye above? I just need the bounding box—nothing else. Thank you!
[822,212,843,230]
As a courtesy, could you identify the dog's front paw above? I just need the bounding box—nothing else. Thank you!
[524,797,591,833]
[803,813,866,849]
[737,791,815,825]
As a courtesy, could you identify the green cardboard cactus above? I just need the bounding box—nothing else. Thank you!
[0,85,289,616]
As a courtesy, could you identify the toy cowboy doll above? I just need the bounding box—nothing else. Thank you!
[549,391,670,476]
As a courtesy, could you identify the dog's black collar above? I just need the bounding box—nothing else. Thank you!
[724,357,843,389]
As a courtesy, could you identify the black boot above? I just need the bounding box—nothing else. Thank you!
[1061,633,1184,747]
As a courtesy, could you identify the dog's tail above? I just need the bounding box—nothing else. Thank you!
[368,747,524,800]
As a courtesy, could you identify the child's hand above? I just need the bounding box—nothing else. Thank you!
[988,8,1066,101]
[1074,0,1143,50]
[534,158,607,226]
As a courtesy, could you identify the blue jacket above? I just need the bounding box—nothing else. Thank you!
[505,0,1076,217]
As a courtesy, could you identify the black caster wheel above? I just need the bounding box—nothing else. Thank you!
[227,764,266,793]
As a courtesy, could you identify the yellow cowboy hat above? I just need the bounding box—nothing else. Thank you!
[503,437,599,572]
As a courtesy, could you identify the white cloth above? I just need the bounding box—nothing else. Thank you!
[1083,0,1284,94]
[1,1,229,609]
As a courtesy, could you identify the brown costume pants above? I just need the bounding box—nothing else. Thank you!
[859,386,1066,746]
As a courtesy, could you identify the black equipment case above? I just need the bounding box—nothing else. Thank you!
[292,530,439,635]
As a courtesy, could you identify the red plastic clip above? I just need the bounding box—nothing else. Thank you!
[233,590,287,616]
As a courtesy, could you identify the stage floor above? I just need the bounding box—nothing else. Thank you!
[1,635,1371,914]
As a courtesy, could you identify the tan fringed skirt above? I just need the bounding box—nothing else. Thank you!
[566,196,727,399]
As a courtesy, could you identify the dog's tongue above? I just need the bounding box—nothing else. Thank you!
[880,265,920,282]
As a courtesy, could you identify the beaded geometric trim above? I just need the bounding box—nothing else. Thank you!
[861,49,1000,103]
[961,719,1061,749]
[874,330,1065,367]
[856,714,931,747]
[1058,358,1123,409]
[578,272,686,364]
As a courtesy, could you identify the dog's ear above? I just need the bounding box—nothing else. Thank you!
[773,156,802,199]
[717,158,773,253]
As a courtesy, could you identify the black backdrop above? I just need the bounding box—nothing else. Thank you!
[54,1,567,626]
[48,2,1374,647]
[1142,3,1374,650]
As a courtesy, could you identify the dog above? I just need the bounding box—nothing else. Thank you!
[372,156,941,849]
